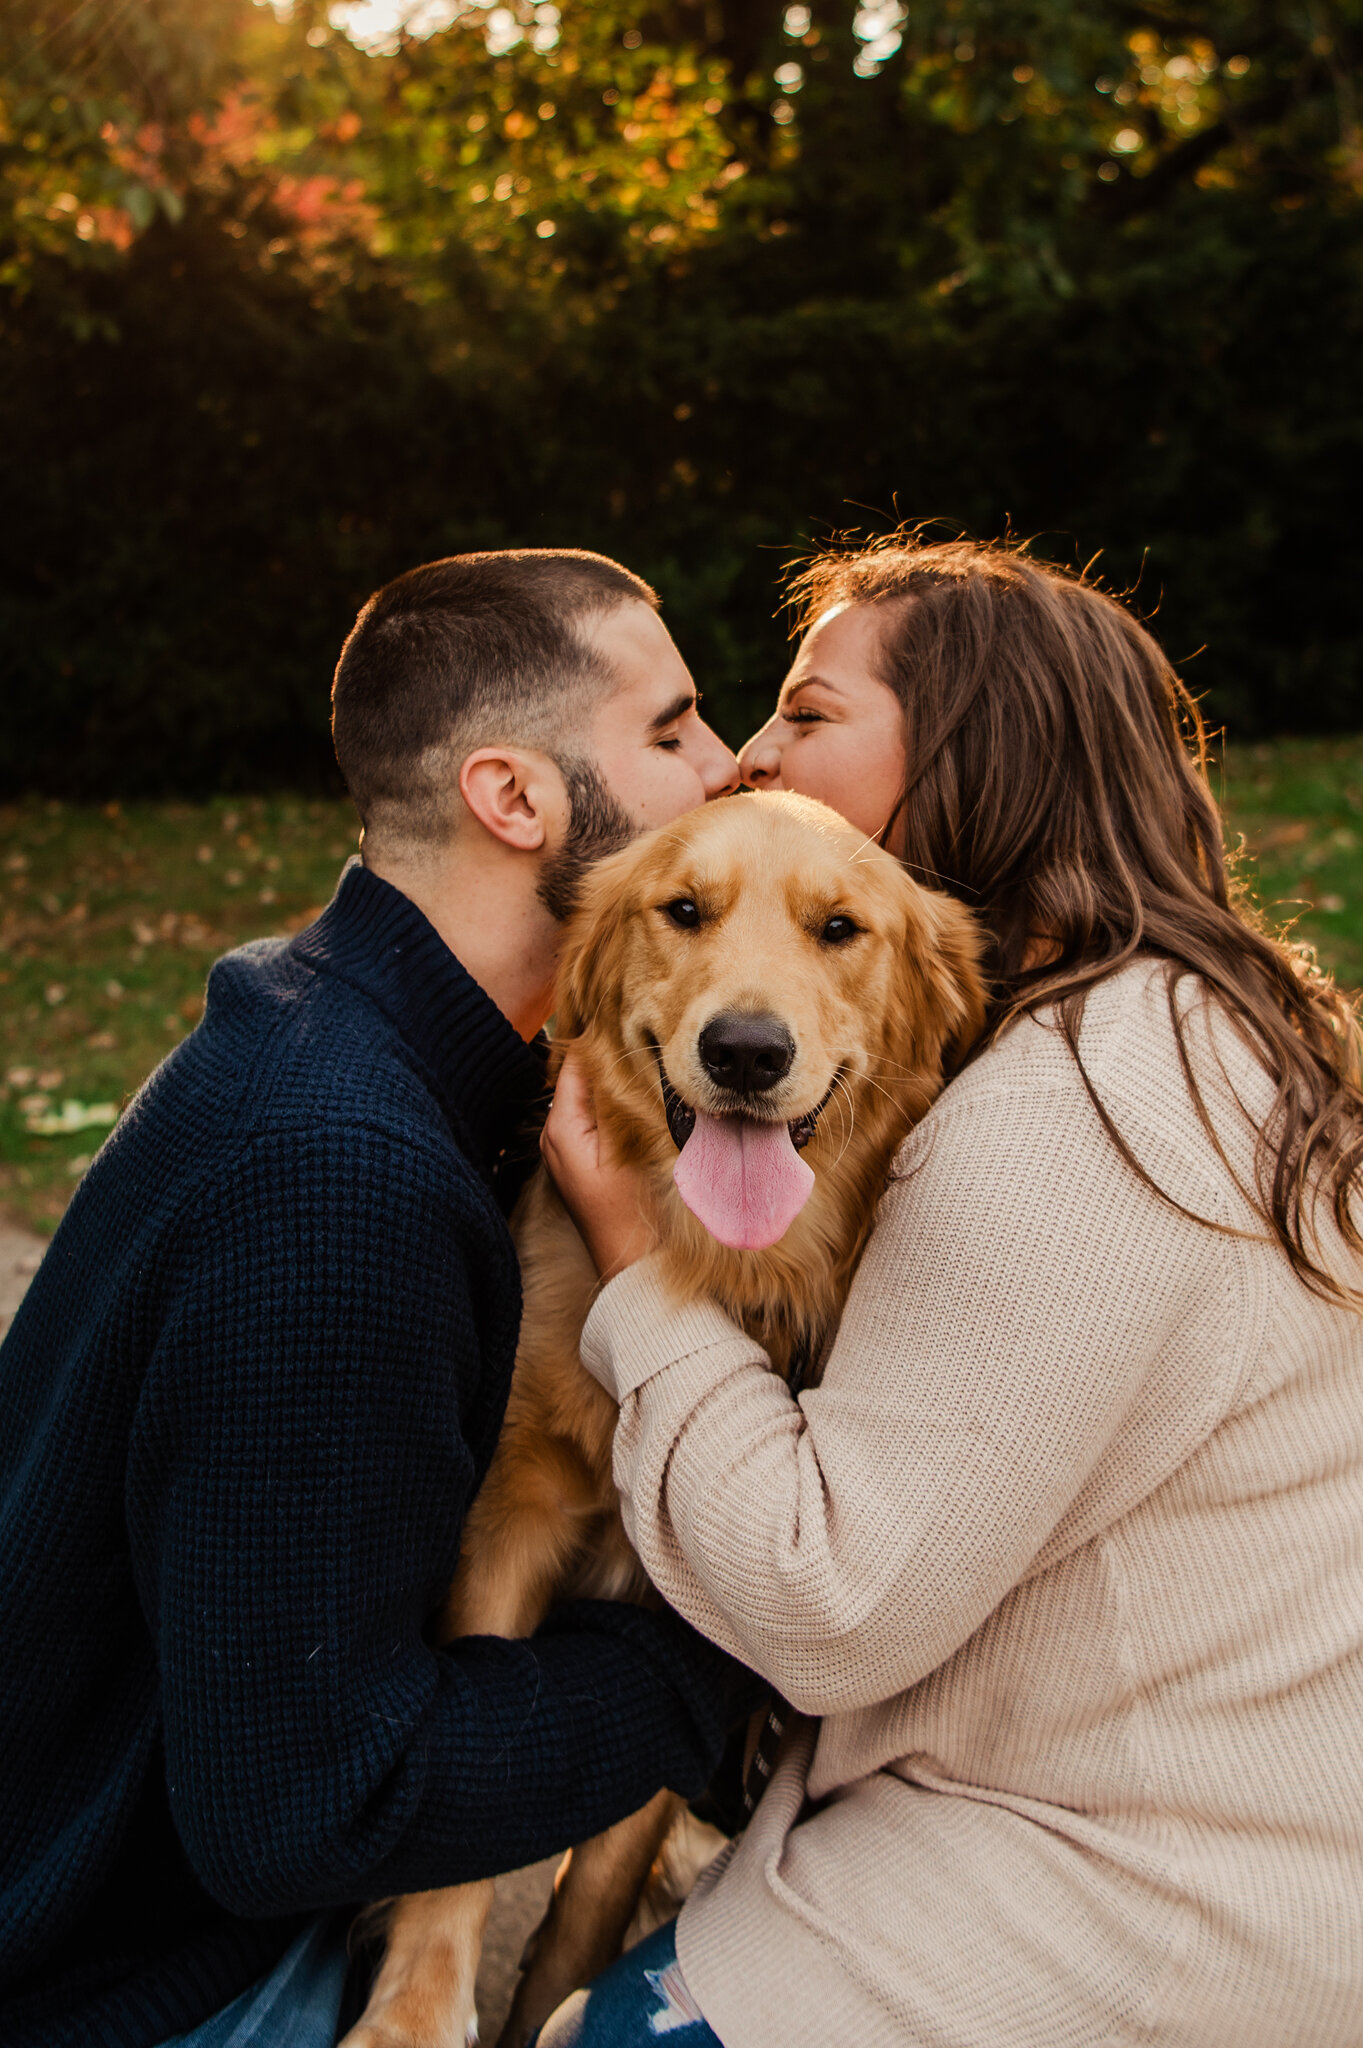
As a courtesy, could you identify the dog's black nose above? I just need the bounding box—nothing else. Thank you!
[698,1013,795,1095]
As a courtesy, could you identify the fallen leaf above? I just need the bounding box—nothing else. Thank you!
[24,1099,118,1136]
[1258,821,1311,849]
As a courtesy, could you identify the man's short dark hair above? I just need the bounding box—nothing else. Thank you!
[331,548,659,852]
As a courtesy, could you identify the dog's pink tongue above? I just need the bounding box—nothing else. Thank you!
[673,1112,815,1250]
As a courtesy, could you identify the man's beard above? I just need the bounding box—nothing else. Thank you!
[536,756,636,923]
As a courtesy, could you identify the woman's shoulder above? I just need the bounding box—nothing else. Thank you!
[936,953,1205,1101]
[894,955,1271,1206]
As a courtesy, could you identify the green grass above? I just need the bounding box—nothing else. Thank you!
[0,796,358,1232]
[1217,737,1363,988]
[4,739,1363,1235]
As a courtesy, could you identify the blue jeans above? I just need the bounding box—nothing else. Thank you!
[161,1917,351,2046]
[535,1921,723,2046]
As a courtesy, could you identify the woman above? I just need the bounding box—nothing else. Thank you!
[536,537,1363,2046]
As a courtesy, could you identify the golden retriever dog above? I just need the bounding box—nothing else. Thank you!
[344,790,984,2048]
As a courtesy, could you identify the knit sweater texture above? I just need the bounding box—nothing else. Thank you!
[581,959,1363,2048]
[0,860,745,2048]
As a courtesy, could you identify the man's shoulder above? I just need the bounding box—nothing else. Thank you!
[88,936,485,1259]
[185,934,457,1147]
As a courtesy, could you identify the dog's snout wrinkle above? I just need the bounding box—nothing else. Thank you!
[698,1011,795,1096]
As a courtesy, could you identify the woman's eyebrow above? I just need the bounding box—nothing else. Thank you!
[781,674,843,706]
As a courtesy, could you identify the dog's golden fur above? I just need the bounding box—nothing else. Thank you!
[344,792,984,2048]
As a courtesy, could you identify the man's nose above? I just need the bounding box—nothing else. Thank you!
[698,724,741,799]
[738,721,782,788]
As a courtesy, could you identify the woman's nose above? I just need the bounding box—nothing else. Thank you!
[738,721,783,788]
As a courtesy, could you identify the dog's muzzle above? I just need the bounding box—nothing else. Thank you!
[651,1040,838,1154]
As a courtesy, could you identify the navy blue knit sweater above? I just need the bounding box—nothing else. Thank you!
[0,861,747,2047]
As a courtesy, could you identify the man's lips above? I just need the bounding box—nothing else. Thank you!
[650,1041,838,1153]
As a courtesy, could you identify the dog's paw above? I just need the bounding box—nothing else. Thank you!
[337,2011,477,2048]
[337,2025,417,2048]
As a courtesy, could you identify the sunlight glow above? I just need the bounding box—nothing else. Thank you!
[326,0,559,58]
[328,0,461,54]
[852,2,906,77]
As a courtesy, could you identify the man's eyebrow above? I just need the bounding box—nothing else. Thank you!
[647,690,699,734]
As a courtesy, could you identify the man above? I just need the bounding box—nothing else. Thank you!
[0,550,748,2046]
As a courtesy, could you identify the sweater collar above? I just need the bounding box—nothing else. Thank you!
[291,859,549,1187]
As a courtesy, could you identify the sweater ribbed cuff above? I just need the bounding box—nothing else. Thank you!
[580,1257,766,1401]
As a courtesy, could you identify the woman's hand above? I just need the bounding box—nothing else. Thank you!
[540,1051,657,1280]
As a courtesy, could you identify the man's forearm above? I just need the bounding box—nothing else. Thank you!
[169,1600,755,1918]
[364,1603,755,1893]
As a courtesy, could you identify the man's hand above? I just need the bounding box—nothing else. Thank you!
[540,1052,657,1280]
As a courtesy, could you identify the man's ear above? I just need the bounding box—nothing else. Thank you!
[459,746,566,853]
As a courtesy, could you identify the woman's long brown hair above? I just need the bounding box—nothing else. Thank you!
[788,532,1363,1304]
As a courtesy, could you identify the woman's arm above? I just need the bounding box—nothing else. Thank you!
[576,1079,1249,1716]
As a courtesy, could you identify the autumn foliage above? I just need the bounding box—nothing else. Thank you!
[3,0,1361,792]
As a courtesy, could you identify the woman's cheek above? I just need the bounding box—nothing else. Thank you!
[783,746,819,801]
[818,745,900,837]
[788,739,848,816]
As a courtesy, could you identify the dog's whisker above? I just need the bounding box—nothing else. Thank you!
[855,1074,907,1111]
[828,1077,857,1168]
[611,1048,658,1077]
[862,1056,934,1086]
[825,1074,853,1138]
[589,1043,659,1086]
[829,1109,852,1167]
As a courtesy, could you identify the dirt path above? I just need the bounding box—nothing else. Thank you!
[0,1216,559,2036]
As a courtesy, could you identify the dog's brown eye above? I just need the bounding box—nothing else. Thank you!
[821,915,859,945]
[664,898,701,929]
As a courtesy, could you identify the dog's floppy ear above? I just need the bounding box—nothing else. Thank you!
[552,841,640,1041]
[894,883,989,1081]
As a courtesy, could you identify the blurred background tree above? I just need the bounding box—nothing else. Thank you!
[3,0,1361,793]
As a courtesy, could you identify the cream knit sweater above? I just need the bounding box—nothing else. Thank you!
[580,960,1363,2047]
